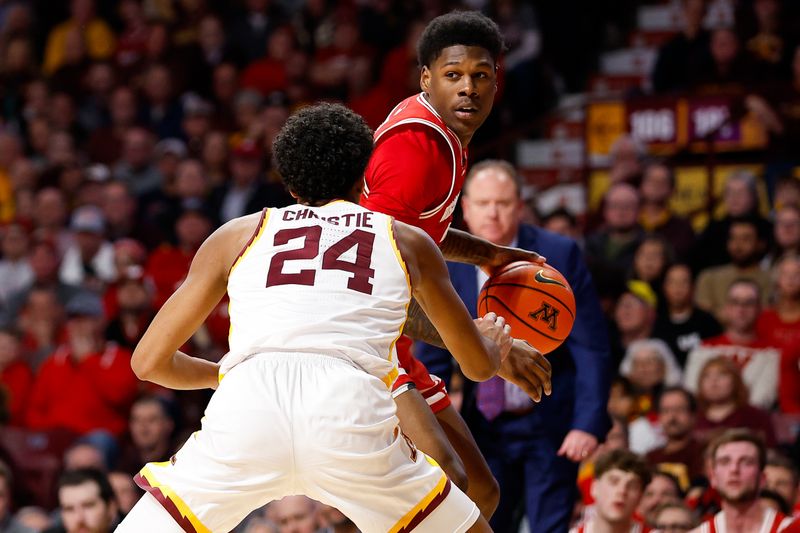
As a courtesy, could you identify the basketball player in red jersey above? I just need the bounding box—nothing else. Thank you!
[361,11,552,518]
[569,449,651,533]
[692,429,794,533]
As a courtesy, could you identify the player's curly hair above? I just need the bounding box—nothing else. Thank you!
[273,103,374,204]
[417,11,504,68]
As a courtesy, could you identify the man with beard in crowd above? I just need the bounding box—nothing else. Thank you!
[691,429,794,532]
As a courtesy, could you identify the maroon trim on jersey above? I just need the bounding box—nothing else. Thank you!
[396,479,452,533]
[133,472,199,533]
[227,207,268,278]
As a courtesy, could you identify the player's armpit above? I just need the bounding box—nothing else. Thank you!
[440,228,546,269]
[131,216,257,390]
[393,387,468,491]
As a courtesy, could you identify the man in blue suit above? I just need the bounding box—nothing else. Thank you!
[416,160,611,532]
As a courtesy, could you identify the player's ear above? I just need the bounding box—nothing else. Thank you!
[420,65,431,93]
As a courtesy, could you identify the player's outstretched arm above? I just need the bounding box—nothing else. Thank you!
[131,215,257,390]
[394,221,507,381]
[440,227,546,270]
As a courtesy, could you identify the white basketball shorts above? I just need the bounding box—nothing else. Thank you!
[130,352,479,533]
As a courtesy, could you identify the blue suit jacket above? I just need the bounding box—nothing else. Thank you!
[416,224,611,439]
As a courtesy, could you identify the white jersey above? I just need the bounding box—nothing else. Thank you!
[219,201,410,387]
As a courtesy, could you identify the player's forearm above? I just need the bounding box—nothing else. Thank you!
[439,228,501,267]
[132,350,219,390]
[403,298,446,349]
[403,299,500,381]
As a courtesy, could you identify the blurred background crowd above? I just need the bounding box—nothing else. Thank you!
[0,0,799,532]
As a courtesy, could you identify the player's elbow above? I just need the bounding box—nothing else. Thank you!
[461,357,499,382]
[130,350,158,382]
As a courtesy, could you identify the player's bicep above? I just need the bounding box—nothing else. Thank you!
[134,226,234,361]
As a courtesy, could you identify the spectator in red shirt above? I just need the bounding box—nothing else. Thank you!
[240,26,293,97]
[145,207,212,308]
[0,327,32,426]
[25,292,138,437]
[757,254,800,413]
[686,279,780,409]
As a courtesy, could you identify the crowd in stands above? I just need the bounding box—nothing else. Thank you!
[1,0,800,532]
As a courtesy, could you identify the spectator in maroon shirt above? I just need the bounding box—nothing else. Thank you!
[692,356,776,448]
[87,86,139,167]
[118,395,175,475]
[647,386,706,489]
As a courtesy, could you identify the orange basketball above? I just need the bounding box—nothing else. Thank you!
[478,261,576,354]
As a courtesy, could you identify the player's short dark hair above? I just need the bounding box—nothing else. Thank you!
[58,468,115,504]
[417,11,504,68]
[594,449,652,487]
[708,428,766,471]
[273,103,374,204]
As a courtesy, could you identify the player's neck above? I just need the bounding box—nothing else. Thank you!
[722,499,767,531]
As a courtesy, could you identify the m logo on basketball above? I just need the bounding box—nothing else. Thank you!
[529,303,559,331]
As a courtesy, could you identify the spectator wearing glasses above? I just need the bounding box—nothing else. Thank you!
[695,216,770,322]
[685,279,780,411]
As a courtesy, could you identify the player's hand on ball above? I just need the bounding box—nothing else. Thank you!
[474,312,513,361]
[486,246,546,272]
[496,339,552,402]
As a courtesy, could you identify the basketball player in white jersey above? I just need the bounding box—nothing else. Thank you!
[115,103,511,533]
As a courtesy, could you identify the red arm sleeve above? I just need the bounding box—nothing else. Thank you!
[362,124,454,226]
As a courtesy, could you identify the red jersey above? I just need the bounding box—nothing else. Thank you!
[362,93,468,244]
[361,93,469,413]
[695,509,793,533]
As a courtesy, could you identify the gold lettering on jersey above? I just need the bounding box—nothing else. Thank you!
[282,209,374,228]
